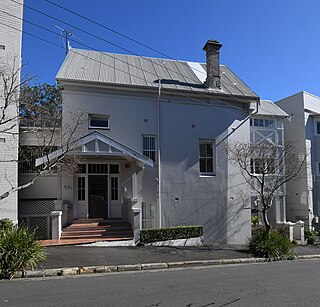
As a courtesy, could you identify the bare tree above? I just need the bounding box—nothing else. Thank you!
[0,60,84,201]
[228,141,306,233]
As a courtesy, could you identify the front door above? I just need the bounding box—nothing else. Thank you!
[89,175,108,218]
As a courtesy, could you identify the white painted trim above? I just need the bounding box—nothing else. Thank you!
[36,131,154,167]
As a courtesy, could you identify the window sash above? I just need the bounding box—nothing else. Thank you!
[89,115,109,129]
[199,141,215,175]
[143,135,156,162]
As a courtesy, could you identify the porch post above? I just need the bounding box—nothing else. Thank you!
[51,210,62,240]
[54,169,63,211]
[132,159,138,201]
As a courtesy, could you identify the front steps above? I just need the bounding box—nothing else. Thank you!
[41,219,134,246]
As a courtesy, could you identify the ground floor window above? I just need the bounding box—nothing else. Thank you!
[142,203,158,229]
[78,177,86,201]
[111,177,118,201]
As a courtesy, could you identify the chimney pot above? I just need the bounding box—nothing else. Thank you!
[203,40,222,89]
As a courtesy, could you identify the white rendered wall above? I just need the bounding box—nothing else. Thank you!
[61,85,252,244]
[0,0,23,222]
[277,92,311,225]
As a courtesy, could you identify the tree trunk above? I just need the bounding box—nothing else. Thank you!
[262,208,271,235]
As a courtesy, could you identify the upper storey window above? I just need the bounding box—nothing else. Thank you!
[250,118,274,128]
[199,139,216,176]
[89,114,109,129]
[315,121,320,135]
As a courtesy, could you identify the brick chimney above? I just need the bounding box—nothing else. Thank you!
[203,40,222,89]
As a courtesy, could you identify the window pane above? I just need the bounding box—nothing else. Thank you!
[199,144,206,157]
[111,177,118,200]
[199,140,215,174]
[78,177,85,201]
[206,158,213,173]
[110,164,119,174]
[206,143,213,157]
[88,164,108,174]
[143,135,156,162]
[89,115,109,128]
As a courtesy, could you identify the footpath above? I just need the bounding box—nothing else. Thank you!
[19,244,320,279]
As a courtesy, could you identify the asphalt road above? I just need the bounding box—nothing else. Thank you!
[2,259,320,307]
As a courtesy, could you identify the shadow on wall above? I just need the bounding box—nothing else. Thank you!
[179,182,250,245]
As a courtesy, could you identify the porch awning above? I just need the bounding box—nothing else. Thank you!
[35,131,154,167]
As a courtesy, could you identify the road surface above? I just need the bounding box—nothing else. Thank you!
[1,259,320,306]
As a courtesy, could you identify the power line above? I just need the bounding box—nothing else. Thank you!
[12,0,256,101]
[5,7,257,119]
[8,1,275,130]
[44,0,178,61]
[0,19,248,123]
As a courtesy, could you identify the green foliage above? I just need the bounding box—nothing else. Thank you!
[140,226,203,245]
[19,83,62,127]
[304,230,318,245]
[248,229,294,261]
[0,224,46,279]
[251,215,260,227]
[0,218,14,231]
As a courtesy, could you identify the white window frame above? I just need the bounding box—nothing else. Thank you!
[199,139,216,176]
[142,135,157,163]
[89,114,110,129]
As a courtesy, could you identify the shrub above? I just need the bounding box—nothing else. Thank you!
[305,230,318,245]
[140,225,203,245]
[248,229,294,261]
[0,224,46,279]
[251,215,260,227]
[0,218,14,231]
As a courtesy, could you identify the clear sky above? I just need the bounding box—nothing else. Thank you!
[21,0,320,102]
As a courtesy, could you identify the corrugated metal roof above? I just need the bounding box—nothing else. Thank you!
[56,48,258,98]
[256,100,289,117]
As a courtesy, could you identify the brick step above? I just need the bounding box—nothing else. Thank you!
[61,230,133,237]
[58,219,133,243]
[61,234,134,240]
[71,219,128,225]
[63,224,131,231]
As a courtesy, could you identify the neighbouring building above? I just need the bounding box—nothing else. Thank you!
[250,99,289,226]
[0,0,24,223]
[276,91,320,229]
[19,40,261,244]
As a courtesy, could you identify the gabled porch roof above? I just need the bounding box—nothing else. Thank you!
[35,131,154,167]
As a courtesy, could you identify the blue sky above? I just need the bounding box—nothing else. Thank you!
[22,0,320,101]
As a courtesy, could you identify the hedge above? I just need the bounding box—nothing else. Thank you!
[140,225,203,245]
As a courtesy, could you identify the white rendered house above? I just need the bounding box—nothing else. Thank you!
[276,91,320,229]
[250,99,289,226]
[19,40,261,244]
[0,0,24,223]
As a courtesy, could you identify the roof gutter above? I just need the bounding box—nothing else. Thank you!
[56,79,258,103]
